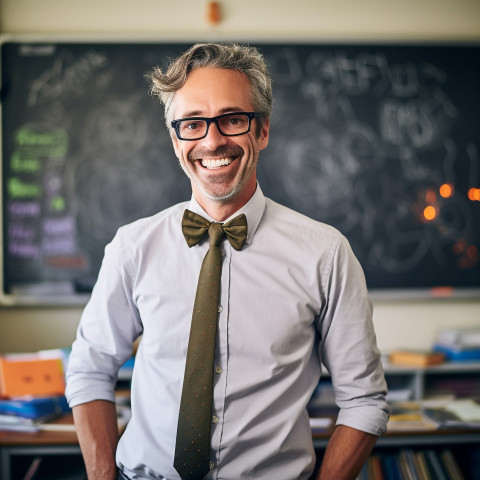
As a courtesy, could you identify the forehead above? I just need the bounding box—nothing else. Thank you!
[172,67,253,118]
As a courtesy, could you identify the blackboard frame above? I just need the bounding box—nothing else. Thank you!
[1,36,479,305]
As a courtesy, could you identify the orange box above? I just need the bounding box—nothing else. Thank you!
[0,356,65,397]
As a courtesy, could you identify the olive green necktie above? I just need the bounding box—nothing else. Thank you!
[174,209,248,480]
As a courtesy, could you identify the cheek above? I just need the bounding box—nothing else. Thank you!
[174,142,192,162]
[245,135,260,158]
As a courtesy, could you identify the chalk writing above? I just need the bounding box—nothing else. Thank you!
[9,243,40,259]
[10,153,41,173]
[42,217,75,236]
[28,50,108,106]
[8,201,41,218]
[14,127,68,157]
[7,178,41,198]
[8,224,36,240]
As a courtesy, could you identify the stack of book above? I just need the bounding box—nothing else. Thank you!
[433,327,480,361]
[0,396,70,432]
[387,402,439,432]
[423,398,480,429]
[0,349,70,432]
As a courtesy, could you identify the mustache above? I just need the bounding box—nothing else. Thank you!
[188,145,244,161]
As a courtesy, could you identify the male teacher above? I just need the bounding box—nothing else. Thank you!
[66,43,390,480]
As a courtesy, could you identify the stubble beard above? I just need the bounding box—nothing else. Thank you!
[182,145,258,203]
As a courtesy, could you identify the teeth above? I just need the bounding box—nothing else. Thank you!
[201,157,233,169]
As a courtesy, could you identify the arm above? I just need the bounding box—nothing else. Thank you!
[317,425,377,480]
[73,400,119,480]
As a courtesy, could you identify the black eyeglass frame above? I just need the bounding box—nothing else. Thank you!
[171,112,261,141]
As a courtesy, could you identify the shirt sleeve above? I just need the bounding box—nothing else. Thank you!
[318,235,391,435]
[65,229,143,407]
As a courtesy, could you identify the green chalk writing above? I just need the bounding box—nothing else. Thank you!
[10,152,41,173]
[14,127,68,157]
[8,178,41,198]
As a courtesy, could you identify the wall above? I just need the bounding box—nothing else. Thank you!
[1,0,479,354]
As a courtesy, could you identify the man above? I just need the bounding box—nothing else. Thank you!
[66,43,390,480]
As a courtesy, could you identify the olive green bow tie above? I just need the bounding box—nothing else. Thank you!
[174,209,247,480]
[181,209,248,251]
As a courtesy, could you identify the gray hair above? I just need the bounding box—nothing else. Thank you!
[148,43,272,134]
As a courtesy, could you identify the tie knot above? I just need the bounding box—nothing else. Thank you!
[208,222,225,247]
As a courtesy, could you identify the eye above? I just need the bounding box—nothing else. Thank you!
[183,121,202,131]
[228,116,242,125]
[232,115,248,125]
[223,115,248,129]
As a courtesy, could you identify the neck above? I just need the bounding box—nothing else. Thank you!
[193,183,256,222]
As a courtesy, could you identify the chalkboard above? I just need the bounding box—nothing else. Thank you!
[1,41,479,303]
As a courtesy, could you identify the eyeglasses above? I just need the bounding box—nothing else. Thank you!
[171,112,260,141]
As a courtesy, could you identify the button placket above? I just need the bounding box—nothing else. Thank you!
[210,239,231,477]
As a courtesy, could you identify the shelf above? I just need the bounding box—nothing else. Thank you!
[383,361,480,401]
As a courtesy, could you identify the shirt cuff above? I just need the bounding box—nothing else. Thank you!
[65,374,117,408]
[336,404,391,436]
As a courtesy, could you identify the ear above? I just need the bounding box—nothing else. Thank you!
[257,117,270,151]
[171,131,181,158]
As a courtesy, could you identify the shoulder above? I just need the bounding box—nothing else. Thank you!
[114,201,188,248]
[264,197,343,243]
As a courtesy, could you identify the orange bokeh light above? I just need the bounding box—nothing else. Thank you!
[423,205,437,221]
[439,183,453,198]
[468,188,480,201]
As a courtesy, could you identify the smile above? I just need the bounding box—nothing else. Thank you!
[200,157,234,169]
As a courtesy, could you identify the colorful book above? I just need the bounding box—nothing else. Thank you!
[399,449,420,480]
[0,396,69,419]
[440,449,465,480]
[433,344,480,362]
[425,450,449,480]
[415,451,432,480]
[0,396,69,432]
[380,454,402,480]
[370,455,384,480]
[389,350,445,367]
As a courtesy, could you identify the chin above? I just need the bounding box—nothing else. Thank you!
[202,187,238,202]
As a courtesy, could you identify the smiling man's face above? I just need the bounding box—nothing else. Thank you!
[171,67,269,215]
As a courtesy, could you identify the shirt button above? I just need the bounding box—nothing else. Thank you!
[212,415,219,424]
[209,461,215,470]
[215,366,223,374]
[217,305,223,313]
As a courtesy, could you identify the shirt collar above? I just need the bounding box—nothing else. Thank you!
[186,183,266,246]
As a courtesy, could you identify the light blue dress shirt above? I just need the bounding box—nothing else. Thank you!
[66,184,389,480]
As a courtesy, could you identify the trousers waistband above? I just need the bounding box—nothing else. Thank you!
[118,470,131,480]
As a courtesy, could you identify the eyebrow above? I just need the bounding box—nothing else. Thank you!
[179,107,248,119]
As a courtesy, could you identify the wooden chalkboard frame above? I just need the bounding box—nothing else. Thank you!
[1,37,479,305]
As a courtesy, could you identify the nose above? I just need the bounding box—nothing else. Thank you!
[200,121,228,150]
